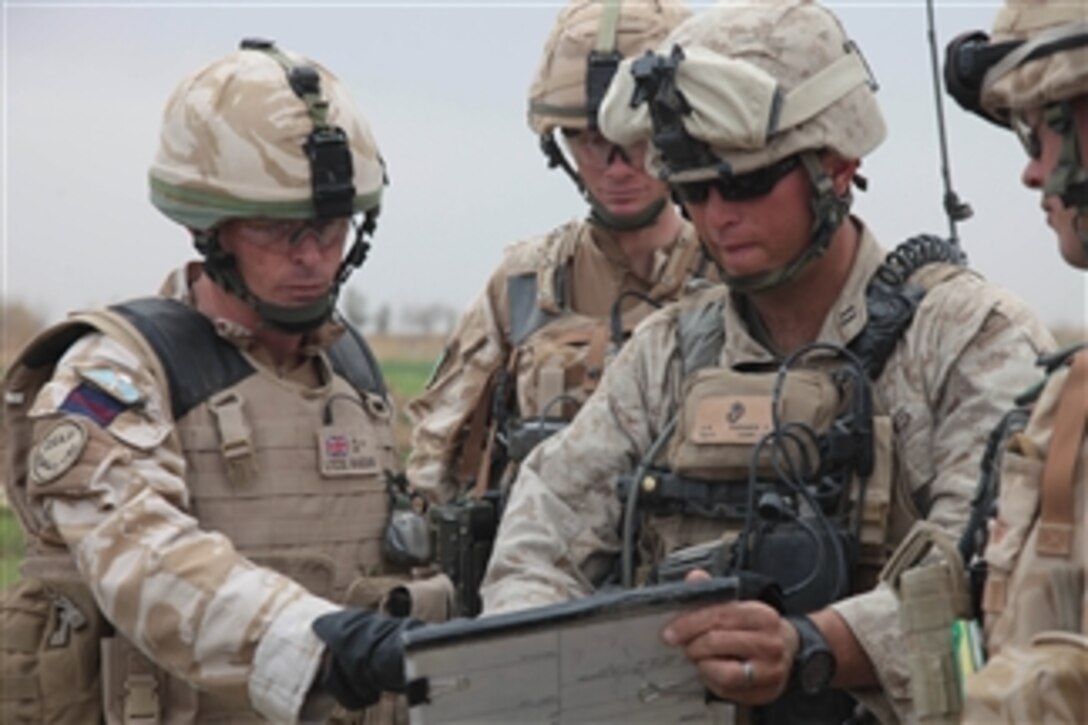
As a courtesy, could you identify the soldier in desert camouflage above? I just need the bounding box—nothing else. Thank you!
[944,1,1088,721]
[481,1,1054,723]
[405,0,709,585]
[1,40,443,723]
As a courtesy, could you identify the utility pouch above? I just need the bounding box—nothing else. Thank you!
[962,631,1088,724]
[100,635,198,725]
[383,473,432,568]
[883,522,971,725]
[746,519,856,615]
[0,578,106,724]
[668,366,841,481]
[429,496,498,617]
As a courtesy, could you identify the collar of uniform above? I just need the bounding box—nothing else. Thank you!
[814,218,885,348]
[650,221,701,298]
[585,221,676,286]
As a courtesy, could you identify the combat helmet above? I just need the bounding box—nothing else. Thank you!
[945,1,1088,253]
[149,38,387,333]
[528,0,690,231]
[600,0,885,292]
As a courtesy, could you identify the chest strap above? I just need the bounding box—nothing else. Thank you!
[1036,350,1088,557]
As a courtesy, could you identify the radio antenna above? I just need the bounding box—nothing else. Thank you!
[926,0,973,250]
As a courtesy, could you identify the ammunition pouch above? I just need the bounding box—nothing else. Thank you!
[429,493,501,617]
[883,523,972,724]
[963,632,1088,724]
[0,578,108,724]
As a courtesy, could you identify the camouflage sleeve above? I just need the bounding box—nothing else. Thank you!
[26,332,337,721]
[404,275,509,503]
[832,278,1054,722]
[480,315,680,614]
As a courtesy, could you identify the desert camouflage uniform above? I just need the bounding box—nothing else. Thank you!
[10,264,402,722]
[960,349,1088,722]
[481,221,1054,723]
[406,217,708,502]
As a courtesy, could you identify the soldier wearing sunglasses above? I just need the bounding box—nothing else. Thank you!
[481,2,1052,723]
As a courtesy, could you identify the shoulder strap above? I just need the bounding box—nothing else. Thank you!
[111,298,254,420]
[676,298,727,378]
[326,316,387,398]
[1036,350,1088,557]
[506,272,559,347]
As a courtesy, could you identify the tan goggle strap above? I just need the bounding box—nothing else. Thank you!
[595,0,622,54]
[1036,350,1088,556]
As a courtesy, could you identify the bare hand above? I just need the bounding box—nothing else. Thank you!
[660,570,799,705]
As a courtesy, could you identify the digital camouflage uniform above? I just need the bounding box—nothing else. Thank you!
[406,218,708,502]
[944,1,1088,721]
[405,0,699,503]
[480,221,1053,724]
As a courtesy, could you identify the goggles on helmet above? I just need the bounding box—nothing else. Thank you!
[673,155,801,204]
[944,23,1088,127]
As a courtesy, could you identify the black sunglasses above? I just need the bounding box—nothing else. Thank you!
[674,155,801,204]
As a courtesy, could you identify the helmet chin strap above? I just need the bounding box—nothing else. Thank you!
[195,217,374,334]
[589,195,668,231]
[714,152,852,294]
[1043,102,1088,258]
[540,132,667,232]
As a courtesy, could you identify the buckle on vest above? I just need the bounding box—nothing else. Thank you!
[208,391,255,484]
[124,674,160,722]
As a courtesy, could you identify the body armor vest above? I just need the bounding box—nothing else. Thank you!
[618,235,966,725]
[3,298,404,724]
[498,226,706,473]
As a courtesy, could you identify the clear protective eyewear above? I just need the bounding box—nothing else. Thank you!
[560,129,647,170]
[230,217,351,253]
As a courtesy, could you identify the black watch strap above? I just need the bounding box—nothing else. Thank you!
[788,615,837,696]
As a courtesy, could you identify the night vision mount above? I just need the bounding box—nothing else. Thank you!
[629,45,726,180]
[240,37,357,220]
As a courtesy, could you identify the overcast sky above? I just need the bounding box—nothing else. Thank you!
[3,1,1085,335]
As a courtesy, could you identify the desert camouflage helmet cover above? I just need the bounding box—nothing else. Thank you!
[600,0,886,179]
[980,0,1088,115]
[528,0,691,136]
[149,47,385,231]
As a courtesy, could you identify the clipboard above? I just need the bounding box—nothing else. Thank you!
[403,577,741,724]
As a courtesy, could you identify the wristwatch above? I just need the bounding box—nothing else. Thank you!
[787,615,837,696]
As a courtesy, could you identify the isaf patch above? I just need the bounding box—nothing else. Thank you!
[29,419,89,486]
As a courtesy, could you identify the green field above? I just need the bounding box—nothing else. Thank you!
[383,358,435,402]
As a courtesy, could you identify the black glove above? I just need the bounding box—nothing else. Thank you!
[312,608,423,710]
